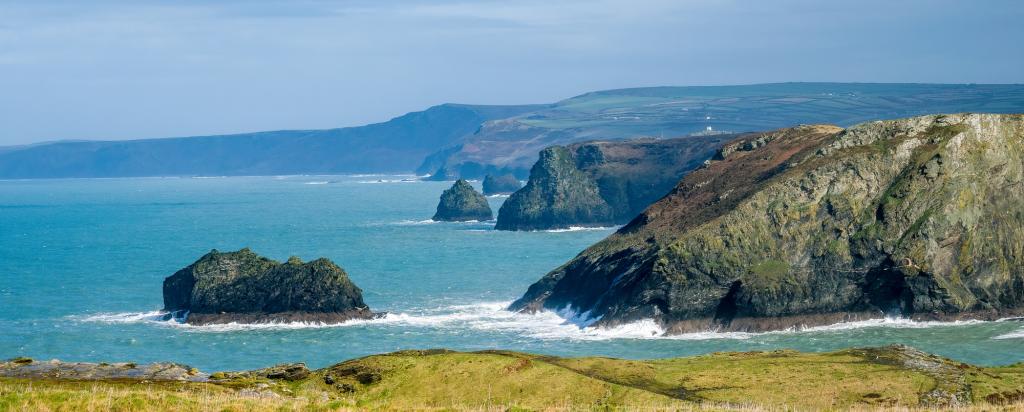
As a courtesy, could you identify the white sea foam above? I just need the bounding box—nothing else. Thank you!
[303,181,330,185]
[393,219,440,225]
[487,194,510,199]
[391,219,496,226]
[542,226,620,233]
[993,329,1024,340]
[356,179,420,184]
[81,311,174,323]
[77,311,383,332]
[76,300,999,339]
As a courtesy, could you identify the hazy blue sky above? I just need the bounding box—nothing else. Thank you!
[1,0,1022,145]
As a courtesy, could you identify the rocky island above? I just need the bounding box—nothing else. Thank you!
[431,179,493,221]
[162,248,374,325]
[511,114,1024,332]
[495,134,734,231]
[481,173,521,195]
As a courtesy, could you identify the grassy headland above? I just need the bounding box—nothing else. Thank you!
[2,345,1022,411]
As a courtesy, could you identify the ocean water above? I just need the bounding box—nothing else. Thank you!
[0,175,1021,371]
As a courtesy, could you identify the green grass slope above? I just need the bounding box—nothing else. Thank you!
[3,346,1023,411]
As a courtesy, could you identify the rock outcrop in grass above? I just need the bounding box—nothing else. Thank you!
[163,248,374,325]
[512,114,1024,332]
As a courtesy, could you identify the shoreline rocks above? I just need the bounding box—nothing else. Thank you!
[0,358,207,382]
[511,114,1024,333]
[431,179,493,221]
[162,248,375,325]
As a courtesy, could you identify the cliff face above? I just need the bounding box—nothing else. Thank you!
[511,114,1024,332]
[163,248,373,325]
[494,135,733,231]
[432,179,493,221]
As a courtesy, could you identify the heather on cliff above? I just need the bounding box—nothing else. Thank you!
[512,114,1024,333]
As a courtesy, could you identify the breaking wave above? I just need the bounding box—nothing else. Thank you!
[75,302,997,340]
[542,226,620,233]
[392,219,439,225]
[993,329,1024,340]
[356,179,420,184]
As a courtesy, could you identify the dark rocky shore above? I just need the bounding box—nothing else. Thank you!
[163,248,375,325]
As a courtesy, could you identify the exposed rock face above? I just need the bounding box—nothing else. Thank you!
[432,179,493,221]
[0,358,206,381]
[211,363,310,381]
[163,248,374,325]
[482,174,522,195]
[511,114,1024,332]
[495,135,733,231]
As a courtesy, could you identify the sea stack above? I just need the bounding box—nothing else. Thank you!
[162,248,374,325]
[512,114,1024,333]
[432,179,493,221]
[481,174,522,195]
[494,134,733,231]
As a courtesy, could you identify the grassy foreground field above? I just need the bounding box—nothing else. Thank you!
[2,345,1023,411]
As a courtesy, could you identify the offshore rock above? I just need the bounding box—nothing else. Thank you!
[482,174,522,195]
[163,248,374,325]
[495,134,733,231]
[511,114,1024,332]
[432,179,493,221]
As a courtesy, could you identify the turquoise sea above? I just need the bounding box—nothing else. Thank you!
[1,175,1021,371]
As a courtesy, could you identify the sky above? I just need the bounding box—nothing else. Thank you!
[1,0,1022,145]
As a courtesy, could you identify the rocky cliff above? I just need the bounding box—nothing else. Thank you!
[432,179,493,221]
[510,114,1024,332]
[494,135,733,230]
[482,174,522,195]
[163,248,374,325]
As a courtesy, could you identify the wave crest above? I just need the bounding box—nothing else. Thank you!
[74,302,999,340]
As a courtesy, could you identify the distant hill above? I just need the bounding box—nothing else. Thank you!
[3,83,1024,179]
[0,104,541,178]
[422,83,1024,179]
